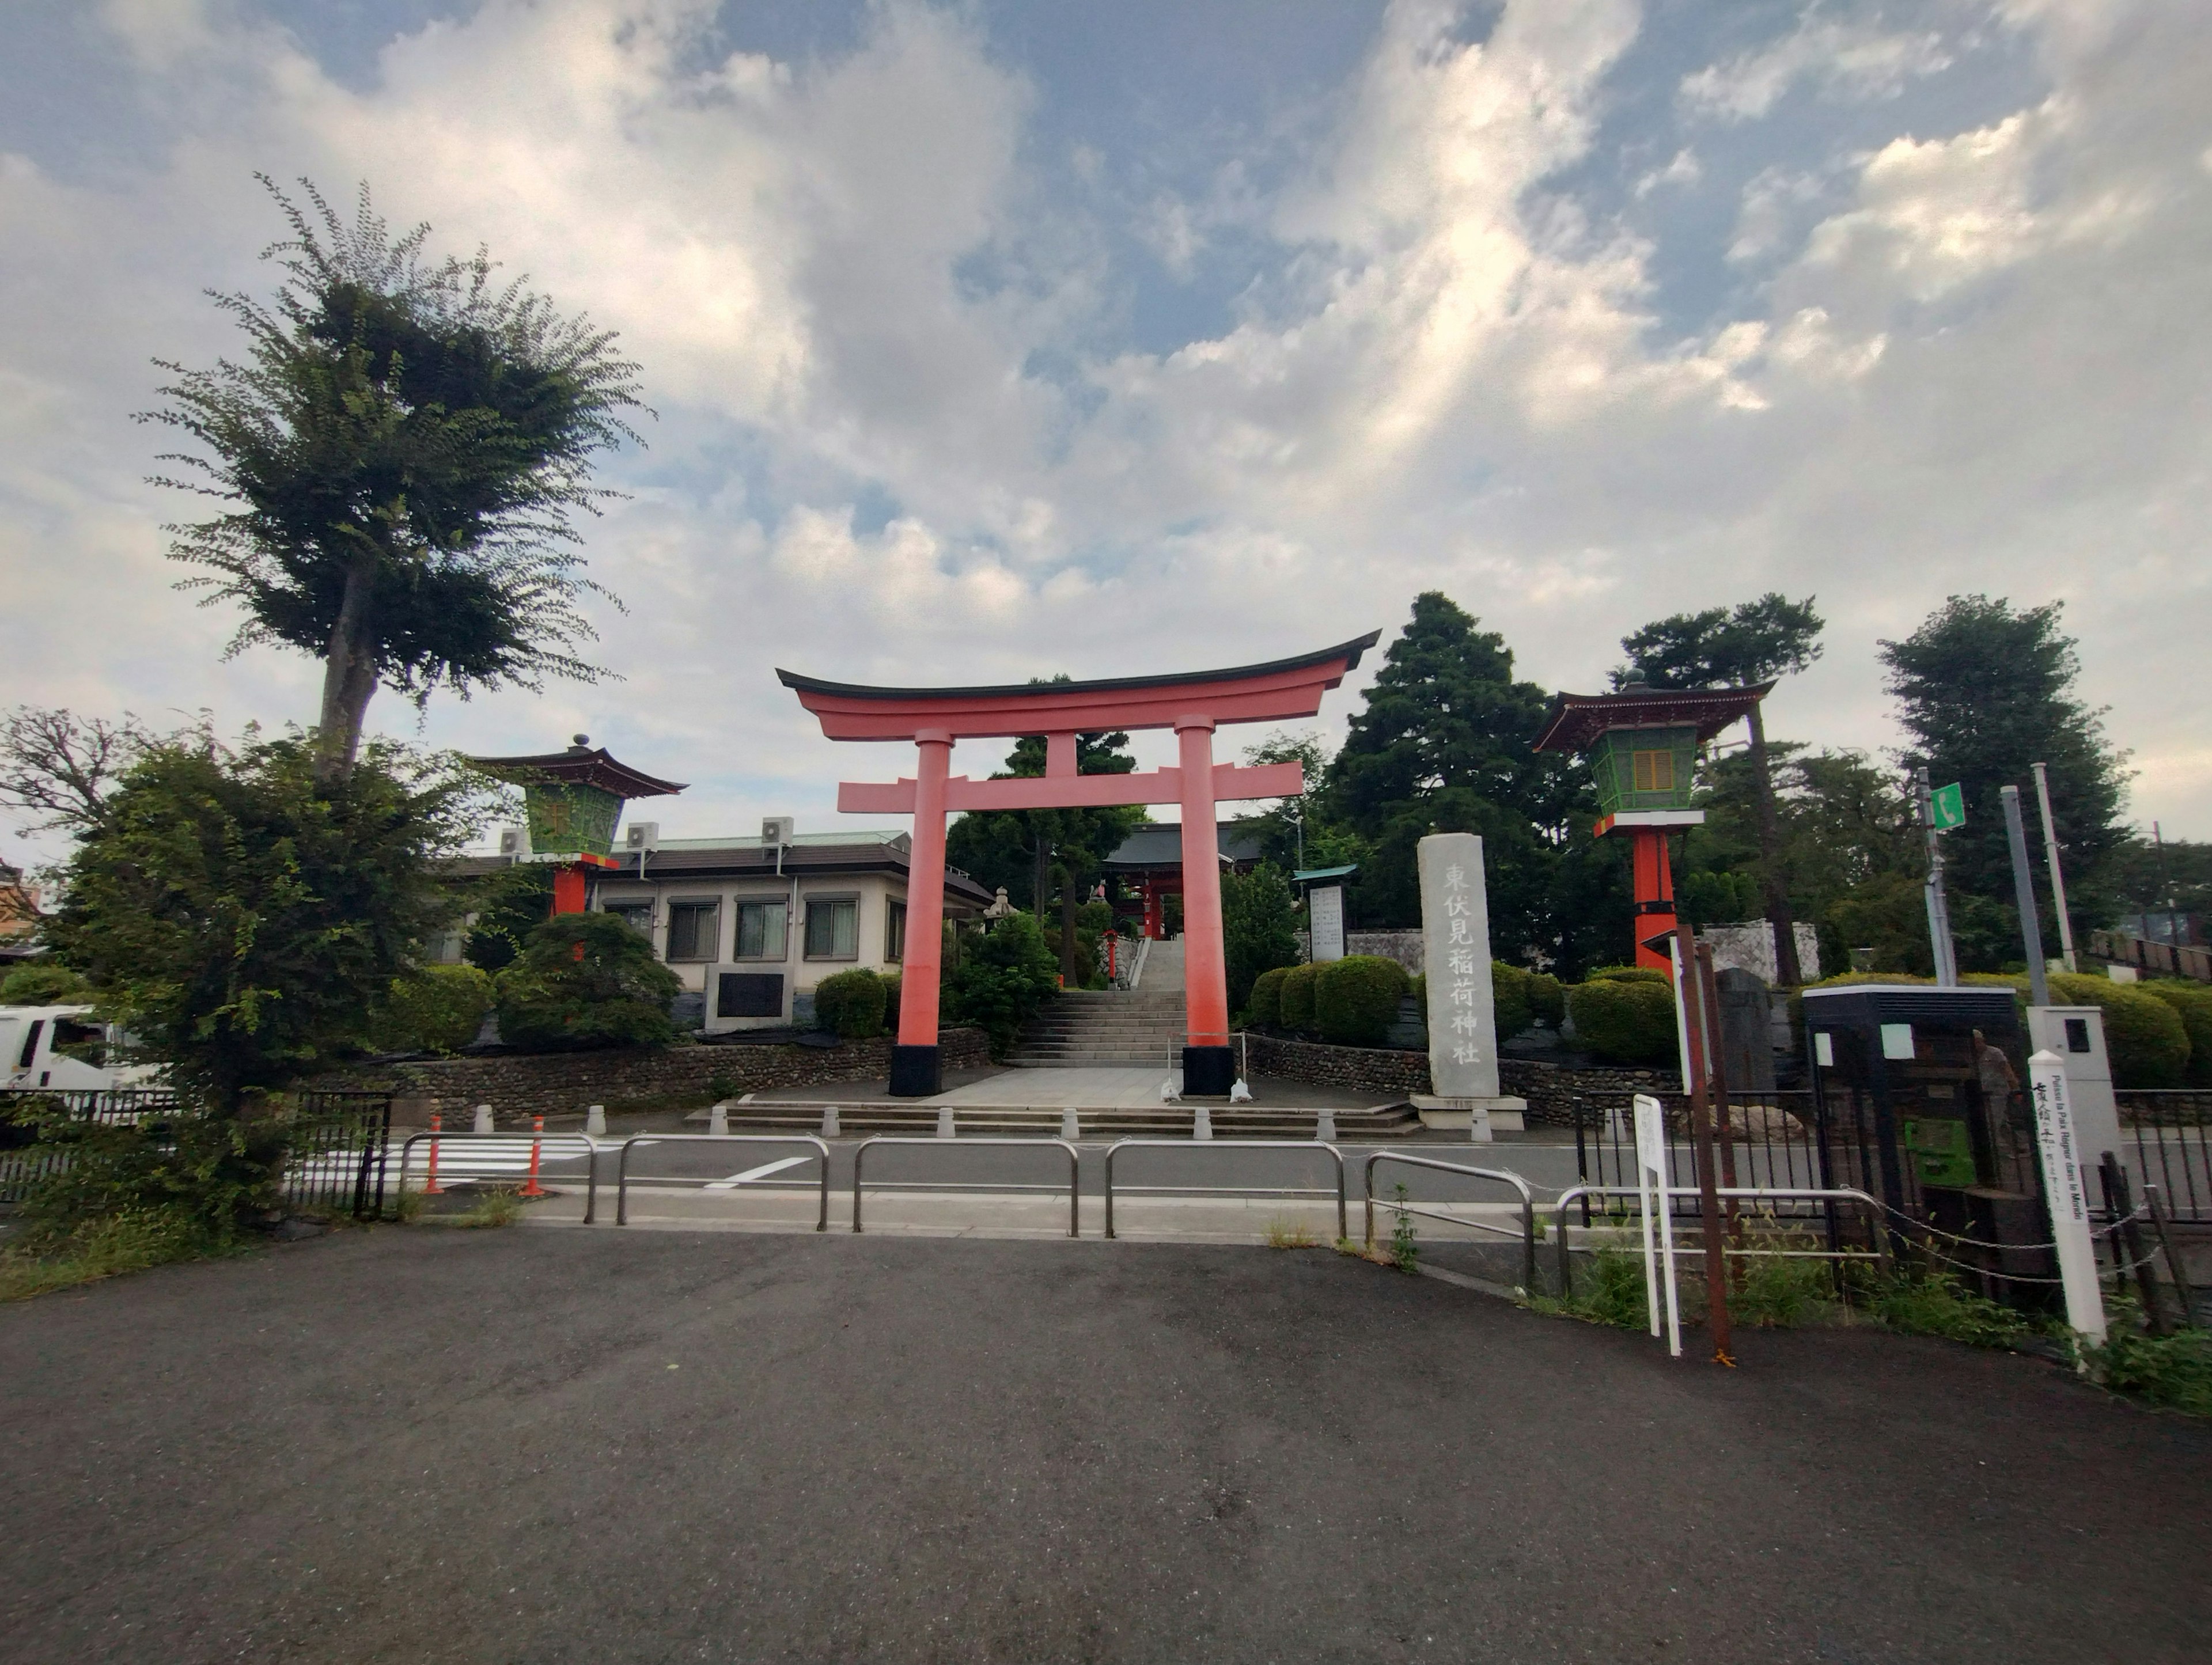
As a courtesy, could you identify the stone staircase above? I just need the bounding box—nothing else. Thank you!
[1003,939,1188,1069]
[690,1101,1423,1139]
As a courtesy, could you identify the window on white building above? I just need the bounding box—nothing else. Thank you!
[885,901,907,964]
[804,897,859,960]
[735,900,789,960]
[666,900,720,962]
[605,902,652,938]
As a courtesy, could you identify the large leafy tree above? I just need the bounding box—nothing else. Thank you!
[45,730,490,1116]
[1325,592,1617,972]
[1617,593,1824,984]
[1878,596,2130,962]
[143,179,646,781]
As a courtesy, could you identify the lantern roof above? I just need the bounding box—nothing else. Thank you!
[1531,683,1773,754]
[466,736,687,798]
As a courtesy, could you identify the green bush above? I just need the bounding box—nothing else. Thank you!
[2087,1304,2212,1416]
[1588,964,1668,985]
[813,969,888,1040]
[1565,977,1679,1066]
[880,974,902,1036]
[1315,955,1410,1048]
[373,963,493,1054]
[942,912,1060,1058]
[2144,981,2212,1086]
[2047,973,2190,1088]
[0,964,92,1006]
[1278,962,1320,1033]
[1492,964,1533,1042]
[493,913,683,1052]
[1247,966,1291,1029]
[1527,971,1565,1027]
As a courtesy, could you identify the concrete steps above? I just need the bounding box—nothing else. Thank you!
[686,1102,1424,1140]
[1006,947,1189,1069]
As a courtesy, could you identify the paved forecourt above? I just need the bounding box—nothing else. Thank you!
[5,1228,2209,1665]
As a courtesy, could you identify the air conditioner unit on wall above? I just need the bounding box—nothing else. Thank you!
[762,816,796,848]
[498,825,531,858]
[625,821,660,852]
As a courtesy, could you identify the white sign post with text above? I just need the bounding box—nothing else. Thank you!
[1634,1093,1684,1358]
[2029,1048,2107,1348]
[1417,833,1501,1139]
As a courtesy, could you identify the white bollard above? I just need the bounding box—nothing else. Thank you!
[2030,1049,2107,1349]
[936,1108,957,1140]
[1193,1105,1213,1141]
[1316,1109,1338,1144]
[1060,1108,1081,1142]
[472,1103,494,1135]
[585,1103,606,1137]
[709,1102,729,1136]
[822,1105,841,1139]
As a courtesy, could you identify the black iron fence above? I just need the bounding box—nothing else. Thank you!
[0,1088,393,1219]
[2116,1091,2212,1224]
[1573,1091,1838,1216]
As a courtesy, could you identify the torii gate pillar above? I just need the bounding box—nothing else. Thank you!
[781,634,1378,1097]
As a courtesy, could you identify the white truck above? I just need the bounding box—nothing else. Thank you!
[0,1005,157,1092]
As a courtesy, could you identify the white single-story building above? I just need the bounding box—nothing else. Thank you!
[448,825,993,1033]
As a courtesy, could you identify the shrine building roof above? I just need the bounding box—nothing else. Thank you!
[1531,683,1774,754]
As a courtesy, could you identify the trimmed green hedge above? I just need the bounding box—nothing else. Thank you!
[1492,964,1533,1042]
[494,913,682,1051]
[1588,964,1668,985]
[1527,971,1565,1026]
[880,974,903,1036]
[374,963,494,1054]
[2143,981,2212,1086]
[1315,955,1410,1048]
[813,969,890,1040]
[1278,962,1320,1032]
[1566,976,1679,1066]
[1248,966,1291,1029]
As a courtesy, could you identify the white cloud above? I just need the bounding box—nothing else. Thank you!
[1682,9,1953,122]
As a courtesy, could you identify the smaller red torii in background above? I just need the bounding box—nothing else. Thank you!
[780,634,1378,1097]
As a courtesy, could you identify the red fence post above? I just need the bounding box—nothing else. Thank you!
[518,1114,548,1198]
[424,1112,444,1194]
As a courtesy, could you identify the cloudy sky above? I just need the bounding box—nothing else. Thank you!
[3,0,2206,860]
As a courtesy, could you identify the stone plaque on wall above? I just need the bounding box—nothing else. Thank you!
[1418,833,1499,1100]
[1310,885,1346,961]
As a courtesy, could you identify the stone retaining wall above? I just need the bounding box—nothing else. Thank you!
[331,1026,992,1127]
[1245,1031,1684,1126]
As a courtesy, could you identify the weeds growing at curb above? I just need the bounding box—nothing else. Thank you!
[1264,1220,1319,1249]
[1388,1183,1418,1273]
[0,1207,239,1301]
[456,1188,524,1228]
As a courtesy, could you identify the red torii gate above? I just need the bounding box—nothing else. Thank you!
[779,633,1378,1097]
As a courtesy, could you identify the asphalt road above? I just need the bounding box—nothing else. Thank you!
[6,1229,2209,1665]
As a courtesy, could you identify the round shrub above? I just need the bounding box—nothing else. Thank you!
[1527,971,1565,1027]
[1566,977,1680,1067]
[1315,955,1410,1048]
[494,913,682,1052]
[374,963,494,1054]
[813,969,889,1040]
[1491,964,1533,1042]
[880,974,902,1036]
[1278,962,1320,1033]
[0,963,92,1006]
[2143,981,2212,1086]
[1247,966,1291,1029]
[1588,964,1668,985]
[2047,972,2188,1088]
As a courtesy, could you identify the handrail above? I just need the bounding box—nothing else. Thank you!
[1550,1184,1892,1296]
[851,1136,1081,1237]
[1103,1139,1345,1241]
[392,1128,597,1216]
[608,1133,832,1229]
[1363,1152,1536,1291]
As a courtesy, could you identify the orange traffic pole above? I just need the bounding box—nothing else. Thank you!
[423,1112,445,1194]
[517,1114,548,1198]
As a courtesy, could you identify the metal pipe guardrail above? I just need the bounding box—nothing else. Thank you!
[1550,1184,1892,1297]
[851,1136,1081,1237]
[607,1133,832,1228]
[1102,1139,1346,1241]
[1363,1152,1536,1291]
[392,1128,598,1216]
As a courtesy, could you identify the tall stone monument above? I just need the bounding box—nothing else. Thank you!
[1415,832,1526,1139]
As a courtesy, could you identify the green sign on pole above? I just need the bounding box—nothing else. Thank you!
[1930,782,1966,831]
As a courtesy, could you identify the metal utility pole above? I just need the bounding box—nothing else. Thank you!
[2029,763,2077,973]
[2002,784,2051,1007]
[1916,768,1960,987]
